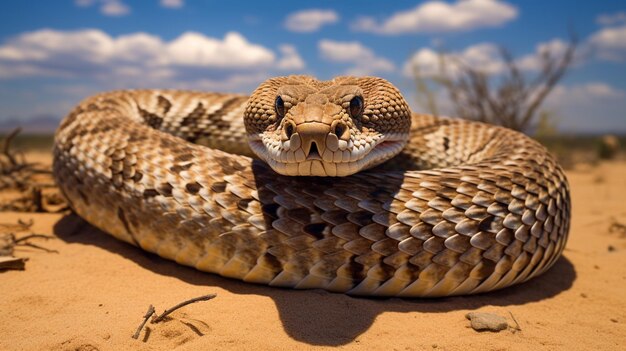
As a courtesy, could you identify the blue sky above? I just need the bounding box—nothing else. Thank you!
[0,0,625,133]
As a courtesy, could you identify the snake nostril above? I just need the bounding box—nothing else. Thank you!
[282,121,296,141]
[332,121,350,141]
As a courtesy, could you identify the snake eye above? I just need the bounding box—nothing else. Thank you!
[275,96,285,119]
[349,96,364,118]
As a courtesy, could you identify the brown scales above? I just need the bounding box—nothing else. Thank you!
[52,76,570,297]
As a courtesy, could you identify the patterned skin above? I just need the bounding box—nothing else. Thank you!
[245,76,411,176]
[52,75,570,297]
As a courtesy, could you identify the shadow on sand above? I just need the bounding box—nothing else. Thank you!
[54,213,576,346]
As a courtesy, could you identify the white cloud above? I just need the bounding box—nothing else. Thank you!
[596,12,626,26]
[0,29,274,70]
[101,1,130,16]
[285,9,339,33]
[319,40,395,76]
[109,32,164,62]
[404,42,504,77]
[590,25,626,61]
[550,82,625,102]
[404,38,573,78]
[0,29,117,64]
[160,0,184,9]
[75,0,131,17]
[0,29,294,91]
[516,39,571,71]
[319,40,368,62]
[189,73,271,92]
[164,32,275,68]
[352,0,517,35]
[276,45,305,70]
[544,82,626,133]
[403,48,441,77]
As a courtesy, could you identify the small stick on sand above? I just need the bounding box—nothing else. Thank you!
[31,187,43,212]
[508,311,522,332]
[151,294,217,323]
[11,233,58,253]
[17,242,59,253]
[131,294,216,339]
[17,218,34,229]
[132,305,155,339]
[0,256,29,270]
[14,233,55,243]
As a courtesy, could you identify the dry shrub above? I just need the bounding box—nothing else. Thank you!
[597,135,620,160]
[0,128,67,212]
[412,33,578,134]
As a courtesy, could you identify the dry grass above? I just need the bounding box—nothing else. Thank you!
[0,128,66,212]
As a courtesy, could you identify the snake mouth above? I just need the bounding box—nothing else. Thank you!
[248,135,406,177]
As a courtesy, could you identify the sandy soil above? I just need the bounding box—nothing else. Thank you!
[1,154,625,351]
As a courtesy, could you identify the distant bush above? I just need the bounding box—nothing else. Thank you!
[597,135,620,160]
[411,33,577,134]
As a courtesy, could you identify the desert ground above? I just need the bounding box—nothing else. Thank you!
[1,148,625,351]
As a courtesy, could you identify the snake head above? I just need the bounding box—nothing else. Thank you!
[244,75,411,176]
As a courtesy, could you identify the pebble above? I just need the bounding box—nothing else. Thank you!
[465,312,509,332]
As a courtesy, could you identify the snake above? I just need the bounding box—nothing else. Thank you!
[52,76,570,297]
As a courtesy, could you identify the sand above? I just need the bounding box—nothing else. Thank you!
[1,155,625,351]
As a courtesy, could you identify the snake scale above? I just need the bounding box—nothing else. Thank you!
[52,76,570,297]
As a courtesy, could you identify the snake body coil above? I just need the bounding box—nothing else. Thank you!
[53,76,570,297]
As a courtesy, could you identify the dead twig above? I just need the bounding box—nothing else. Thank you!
[13,233,55,243]
[132,305,156,340]
[12,233,57,253]
[132,294,217,340]
[0,231,57,256]
[508,311,522,332]
[152,294,217,323]
[16,241,59,253]
[17,218,34,228]
[31,187,43,212]
[0,256,29,270]
[0,218,34,233]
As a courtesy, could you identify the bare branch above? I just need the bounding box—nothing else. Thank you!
[1,229,57,255]
[413,31,578,133]
[14,233,55,243]
[520,35,578,130]
[152,294,217,323]
[17,242,59,253]
[0,256,28,271]
[508,311,522,332]
[132,305,155,340]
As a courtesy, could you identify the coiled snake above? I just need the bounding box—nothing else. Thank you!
[53,76,570,297]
